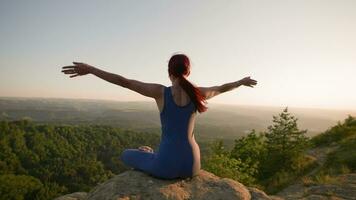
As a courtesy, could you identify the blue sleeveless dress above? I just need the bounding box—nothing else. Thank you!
[120,86,198,179]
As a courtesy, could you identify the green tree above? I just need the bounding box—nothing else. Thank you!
[260,107,309,179]
[231,129,265,169]
[312,115,356,147]
[0,174,42,200]
[209,139,229,156]
[202,139,258,185]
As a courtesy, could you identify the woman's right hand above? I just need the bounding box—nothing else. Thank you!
[238,76,257,88]
[138,146,154,153]
[61,62,94,78]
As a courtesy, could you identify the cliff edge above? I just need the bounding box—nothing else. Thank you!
[54,169,278,200]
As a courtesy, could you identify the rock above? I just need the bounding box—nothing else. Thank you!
[307,183,356,200]
[86,169,250,200]
[278,173,356,200]
[54,192,87,200]
[56,169,278,200]
[247,187,274,200]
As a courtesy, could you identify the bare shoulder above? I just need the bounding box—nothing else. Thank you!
[155,85,166,113]
[126,79,165,99]
[197,86,220,100]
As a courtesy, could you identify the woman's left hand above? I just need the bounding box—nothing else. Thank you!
[238,76,257,88]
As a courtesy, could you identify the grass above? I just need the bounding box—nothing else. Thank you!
[262,154,318,194]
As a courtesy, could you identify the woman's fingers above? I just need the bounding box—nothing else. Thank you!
[62,69,76,74]
[138,146,153,152]
[62,65,83,75]
[139,148,150,152]
[240,77,257,87]
[62,66,75,69]
[62,66,78,69]
[142,146,152,151]
[247,78,257,85]
[62,66,77,73]
[70,74,80,78]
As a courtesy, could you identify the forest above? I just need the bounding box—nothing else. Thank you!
[0,120,162,199]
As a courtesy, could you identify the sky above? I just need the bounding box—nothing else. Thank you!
[0,0,355,110]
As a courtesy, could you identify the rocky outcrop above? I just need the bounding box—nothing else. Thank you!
[276,145,356,200]
[278,173,356,200]
[54,169,356,200]
[55,169,275,200]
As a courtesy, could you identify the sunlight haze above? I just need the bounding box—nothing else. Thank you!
[1,0,355,110]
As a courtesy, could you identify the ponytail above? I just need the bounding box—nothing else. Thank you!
[168,53,208,113]
[178,75,208,113]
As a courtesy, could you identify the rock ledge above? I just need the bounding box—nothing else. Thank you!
[55,169,276,200]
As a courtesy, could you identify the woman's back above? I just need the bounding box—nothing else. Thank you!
[160,86,197,141]
[158,86,201,177]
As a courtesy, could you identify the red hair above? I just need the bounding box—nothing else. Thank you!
[168,53,208,113]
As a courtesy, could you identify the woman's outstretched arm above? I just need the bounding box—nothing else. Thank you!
[198,77,257,100]
[61,62,164,99]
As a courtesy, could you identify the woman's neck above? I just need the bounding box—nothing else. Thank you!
[171,78,181,88]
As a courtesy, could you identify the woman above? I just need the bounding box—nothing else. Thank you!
[61,53,257,179]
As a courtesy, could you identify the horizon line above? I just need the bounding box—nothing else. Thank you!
[1,95,355,113]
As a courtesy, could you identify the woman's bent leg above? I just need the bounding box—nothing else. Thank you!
[120,149,155,172]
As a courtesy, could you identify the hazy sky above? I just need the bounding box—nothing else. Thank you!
[1,0,355,110]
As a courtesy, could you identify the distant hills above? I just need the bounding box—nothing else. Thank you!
[0,97,354,144]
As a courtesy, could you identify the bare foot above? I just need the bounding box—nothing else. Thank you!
[138,146,154,153]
